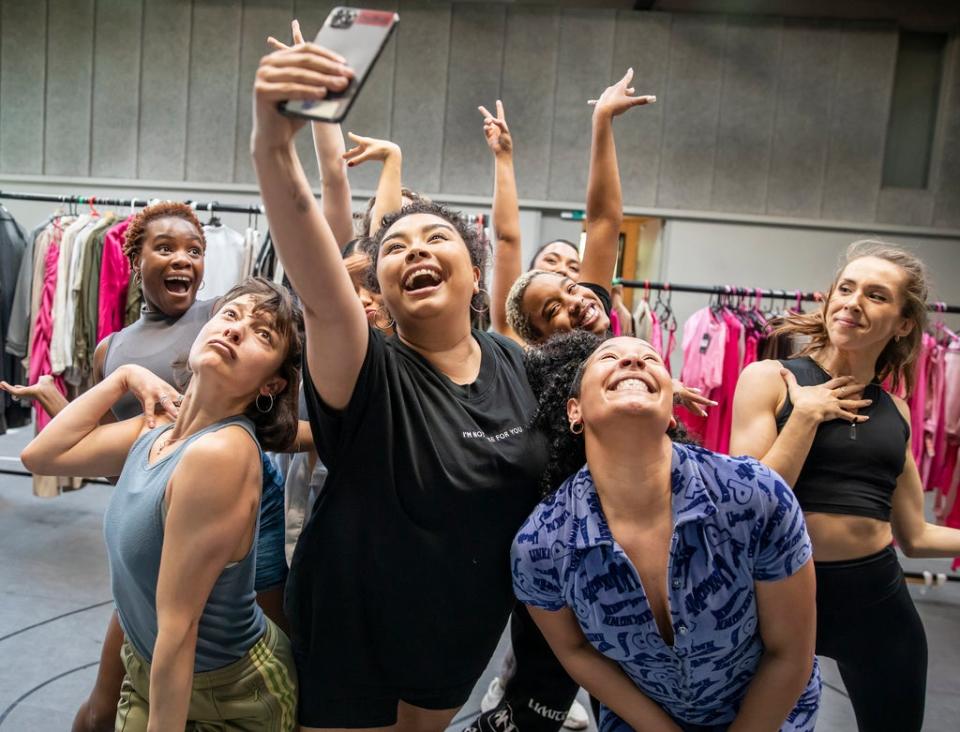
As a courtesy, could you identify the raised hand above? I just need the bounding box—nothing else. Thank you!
[672,379,718,418]
[0,375,56,404]
[780,370,871,425]
[588,68,656,119]
[253,30,353,149]
[342,132,401,167]
[478,100,513,157]
[267,18,306,51]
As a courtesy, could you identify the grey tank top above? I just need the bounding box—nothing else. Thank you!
[103,415,266,671]
[103,299,215,421]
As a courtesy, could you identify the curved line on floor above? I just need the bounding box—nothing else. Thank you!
[0,599,112,645]
[0,660,99,727]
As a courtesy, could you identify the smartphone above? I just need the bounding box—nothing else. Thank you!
[280,7,399,124]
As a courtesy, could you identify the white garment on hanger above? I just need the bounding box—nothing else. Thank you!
[242,227,258,280]
[49,215,91,374]
[201,223,246,298]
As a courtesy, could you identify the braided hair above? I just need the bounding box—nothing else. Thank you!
[524,330,695,496]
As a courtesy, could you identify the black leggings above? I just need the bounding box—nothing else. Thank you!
[815,546,928,732]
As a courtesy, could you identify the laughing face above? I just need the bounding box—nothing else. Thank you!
[375,213,479,327]
[567,337,675,435]
[825,256,913,353]
[523,272,611,341]
[135,216,205,317]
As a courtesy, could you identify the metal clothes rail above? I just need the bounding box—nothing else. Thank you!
[0,189,265,215]
[615,278,960,314]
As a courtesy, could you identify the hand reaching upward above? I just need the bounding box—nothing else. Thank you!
[588,68,656,119]
[478,100,513,157]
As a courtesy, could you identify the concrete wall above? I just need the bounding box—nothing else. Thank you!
[2,0,960,229]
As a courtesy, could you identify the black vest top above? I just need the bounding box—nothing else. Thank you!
[775,357,909,521]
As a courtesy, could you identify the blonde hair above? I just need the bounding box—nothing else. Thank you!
[506,270,558,344]
[774,240,929,395]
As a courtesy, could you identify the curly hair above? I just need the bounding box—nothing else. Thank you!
[123,201,205,268]
[370,200,491,315]
[773,239,929,395]
[525,330,695,495]
[506,269,559,344]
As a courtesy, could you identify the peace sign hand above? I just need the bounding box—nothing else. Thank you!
[478,100,513,157]
[588,68,656,120]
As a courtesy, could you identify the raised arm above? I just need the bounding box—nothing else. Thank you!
[890,397,960,557]
[251,43,368,410]
[478,101,522,338]
[342,133,403,236]
[19,364,179,478]
[146,429,261,731]
[268,20,354,247]
[730,360,869,486]
[528,605,681,732]
[581,69,655,288]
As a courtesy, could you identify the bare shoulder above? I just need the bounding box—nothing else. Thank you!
[92,335,112,384]
[888,392,911,420]
[173,425,261,503]
[738,359,786,393]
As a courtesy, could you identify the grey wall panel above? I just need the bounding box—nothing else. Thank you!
[90,0,143,179]
[765,20,841,218]
[499,5,560,201]
[656,13,725,210]
[291,1,335,178]
[547,9,616,202]
[339,0,398,193]
[933,38,960,228]
[44,0,94,176]
[185,1,242,182]
[711,17,781,214]
[233,0,294,185]
[0,0,47,174]
[137,0,192,180]
[440,3,505,195]
[612,11,670,208]
[820,23,897,222]
[876,188,935,227]
[390,0,451,195]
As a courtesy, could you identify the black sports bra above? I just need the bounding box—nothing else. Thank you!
[775,357,909,522]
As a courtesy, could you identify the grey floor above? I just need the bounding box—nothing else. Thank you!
[0,424,958,731]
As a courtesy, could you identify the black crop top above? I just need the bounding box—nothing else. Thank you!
[775,357,909,522]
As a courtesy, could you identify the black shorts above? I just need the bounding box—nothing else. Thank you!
[296,676,477,728]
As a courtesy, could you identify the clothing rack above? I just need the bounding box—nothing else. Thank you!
[0,189,265,215]
[615,279,960,315]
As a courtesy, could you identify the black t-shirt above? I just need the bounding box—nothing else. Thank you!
[289,327,547,694]
[581,281,612,316]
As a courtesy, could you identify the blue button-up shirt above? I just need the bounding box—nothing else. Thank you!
[512,443,820,731]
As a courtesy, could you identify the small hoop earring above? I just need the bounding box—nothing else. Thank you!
[198,279,206,291]
[894,335,902,343]
[470,287,491,314]
[133,270,142,285]
[374,306,395,331]
[255,393,275,413]
[569,421,583,435]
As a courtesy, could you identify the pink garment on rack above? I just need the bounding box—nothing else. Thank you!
[921,343,947,488]
[701,309,742,454]
[610,308,622,336]
[663,326,677,376]
[649,309,663,357]
[97,217,132,344]
[743,328,760,369]
[680,307,726,394]
[28,240,67,430]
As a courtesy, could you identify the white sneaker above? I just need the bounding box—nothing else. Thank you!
[480,676,506,713]
[563,699,590,730]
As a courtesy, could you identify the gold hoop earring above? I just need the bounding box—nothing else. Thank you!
[133,270,142,285]
[255,393,275,413]
[470,287,491,314]
[569,421,583,435]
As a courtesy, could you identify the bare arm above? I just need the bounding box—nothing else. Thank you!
[0,375,68,417]
[528,605,681,732]
[478,101,522,339]
[730,360,869,486]
[251,43,368,410]
[728,562,817,731]
[580,69,655,288]
[890,397,960,557]
[342,133,403,236]
[147,429,261,731]
[19,366,154,478]
[268,20,354,248]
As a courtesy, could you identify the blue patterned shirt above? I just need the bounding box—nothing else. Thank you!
[511,443,821,731]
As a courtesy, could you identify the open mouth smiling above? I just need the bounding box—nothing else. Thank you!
[401,265,443,293]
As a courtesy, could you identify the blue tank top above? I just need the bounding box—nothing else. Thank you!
[103,415,266,671]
